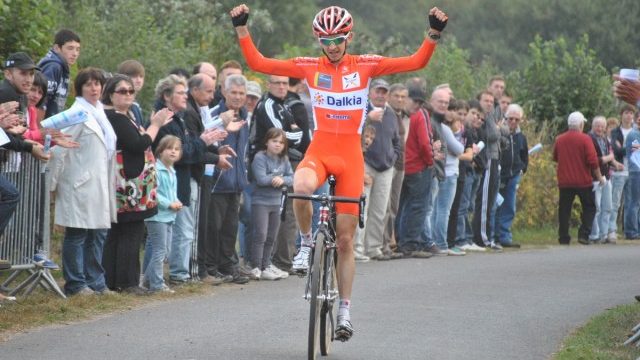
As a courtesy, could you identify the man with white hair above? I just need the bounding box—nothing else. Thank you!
[588,115,622,244]
[495,104,528,247]
[553,111,604,245]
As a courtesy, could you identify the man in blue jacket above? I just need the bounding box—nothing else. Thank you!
[38,29,80,118]
[207,74,251,284]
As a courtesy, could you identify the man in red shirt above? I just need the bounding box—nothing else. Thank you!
[553,111,605,245]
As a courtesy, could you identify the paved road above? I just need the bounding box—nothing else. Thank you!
[3,245,639,359]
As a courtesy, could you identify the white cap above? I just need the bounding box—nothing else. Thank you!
[246,81,262,98]
[567,111,587,127]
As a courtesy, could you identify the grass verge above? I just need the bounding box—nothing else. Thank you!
[554,302,640,360]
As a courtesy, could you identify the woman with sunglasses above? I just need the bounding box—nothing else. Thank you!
[101,74,173,295]
[230,3,448,342]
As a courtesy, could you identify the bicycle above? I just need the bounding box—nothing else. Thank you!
[280,175,365,360]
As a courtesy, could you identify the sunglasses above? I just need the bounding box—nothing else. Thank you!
[318,33,349,47]
[114,88,135,95]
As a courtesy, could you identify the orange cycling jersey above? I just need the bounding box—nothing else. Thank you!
[239,34,437,214]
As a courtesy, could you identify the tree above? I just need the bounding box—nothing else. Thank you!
[0,0,59,60]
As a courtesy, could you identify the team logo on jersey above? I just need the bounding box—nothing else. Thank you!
[342,72,360,90]
[313,93,325,105]
[314,72,332,89]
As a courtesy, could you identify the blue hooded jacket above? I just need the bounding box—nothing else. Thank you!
[210,100,249,194]
[38,49,70,118]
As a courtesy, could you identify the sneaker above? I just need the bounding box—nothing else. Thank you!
[267,264,289,279]
[605,232,617,244]
[354,254,370,262]
[447,247,466,256]
[260,267,281,281]
[95,288,115,296]
[213,272,234,283]
[0,294,16,301]
[33,251,59,270]
[427,244,448,256]
[249,267,262,281]
[169,277,190,286]
[389,251,404,259]
[73,287,94,296]
[577,238,590,245]
[154,284,175,294]
[465,243,487,252]
[223,270,250,285]
[122,286,149,296]
[200,274,224,286]
[292,246,311,271]
[0,259,11,270]
[335,318,354,342]
[489,242,503,252]
[370,253,391,261]
[410,250,432,259]
[238,265,253,277]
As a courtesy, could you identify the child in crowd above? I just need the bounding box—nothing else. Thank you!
[142,135,183,293]
[250,128,293,281]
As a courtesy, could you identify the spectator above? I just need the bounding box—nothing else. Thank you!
[354,79,401,261]
[249,128,293,280]
[193,62,217,81]
[1,53,53,264]
[382,83,409,259]
[50,67,116,296]
[608,105,636,243]
[495,104,529,247]
[430,97,466,256]
[395,87,434,258]
[151,75,220,284]
[101,74,174,294]
[117,60,146,126]
[624,113,640,240]
[553,111,604,245]
[498,90,512,115]
[588,116,621,244]
[143,135,183,294]
[207,74,251,284]
[38,29,81,118]
[245,80,262,118]
[472,90,503,251]
[210,60,242,108]
[183,74,234,285]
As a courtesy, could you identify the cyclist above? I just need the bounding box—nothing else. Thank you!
[230,3,448,341]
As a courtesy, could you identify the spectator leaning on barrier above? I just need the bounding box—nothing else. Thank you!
[50,68,117,296]
[495,104,528,248]
[553,111,604,245]
[38,29,81,118]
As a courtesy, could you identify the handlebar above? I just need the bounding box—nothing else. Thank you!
[279,186,367,229]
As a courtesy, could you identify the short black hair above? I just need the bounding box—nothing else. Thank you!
[74,67,105,95]
[32,71,48,108]
[101,74,134,106]
[54,29,80,46]
[169,67,190,79]
[289,78,302,87]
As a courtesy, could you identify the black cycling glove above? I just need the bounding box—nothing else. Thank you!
[428,13,447,32]
[232,12,249,27]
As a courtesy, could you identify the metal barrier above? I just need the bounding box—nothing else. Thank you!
[0,150,65,298]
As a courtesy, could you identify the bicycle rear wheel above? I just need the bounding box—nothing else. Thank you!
[308,236,325,360]
[320,248,337,356]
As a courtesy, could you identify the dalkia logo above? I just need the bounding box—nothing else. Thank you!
[313,93,325,105]
[326,95,363,106]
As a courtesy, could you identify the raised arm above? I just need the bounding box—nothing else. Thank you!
[372,7,447,77]
[230,4,305,78]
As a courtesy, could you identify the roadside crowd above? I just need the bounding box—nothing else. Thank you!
[1,29,639,299]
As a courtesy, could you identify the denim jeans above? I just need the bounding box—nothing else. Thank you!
[496,173,521,244]
[624,172,640,238]
[396,167,433,252]
[420,176,439,245]
[608,173,627,234]
[464,171,481,245]
[62,227,108,295]
[430,175,458,250]
[0,174,19,236]
[170,179,197,281]
[455,171,475,247]
[143,221,173,291]
[590,179,612,241]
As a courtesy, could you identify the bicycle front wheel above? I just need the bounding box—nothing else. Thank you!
[320,247,337,356]
[308,236,325,360]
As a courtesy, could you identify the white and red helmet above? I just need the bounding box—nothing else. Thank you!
[312,6,354,37]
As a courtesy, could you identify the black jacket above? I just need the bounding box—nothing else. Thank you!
[0,80,33,154]
[182,95,219,185]
[500,131,529,180]
[610,126,627,164]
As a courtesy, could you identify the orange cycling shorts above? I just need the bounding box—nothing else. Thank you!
[297,131,364,216]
